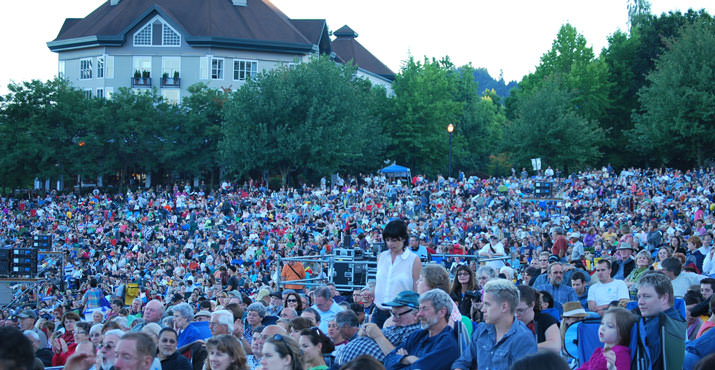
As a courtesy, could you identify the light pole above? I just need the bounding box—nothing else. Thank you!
[447,123,454,178]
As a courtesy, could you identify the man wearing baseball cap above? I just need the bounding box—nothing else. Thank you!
[337,290,421,366]
[611,242,635,280]
[18,309,48,349]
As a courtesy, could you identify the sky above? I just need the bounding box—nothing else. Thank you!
[0,0,712,95]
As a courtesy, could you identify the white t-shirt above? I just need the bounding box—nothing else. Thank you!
[587,279,629,306]
[375,249,419,309]
[478,242,505,269]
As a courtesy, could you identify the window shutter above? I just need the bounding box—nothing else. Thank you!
[200,57,209,80]
[106,56,114,79]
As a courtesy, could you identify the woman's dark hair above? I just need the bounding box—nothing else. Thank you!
[62,311,81,324]
[517,285,540,312]
[264,334,303,370]
[603,307,637,346]
[539,290,554,309]
[301,307,321,325]
[694,353,715,370]
[205,335,247,370]
[300,327,335,354]
[0,327,35,370]
[339,354,385,370]
[450,264,476,296]
[75,321,92,334]
[382,220,408,250]
[288,317,313,333]
[225,302,243,321]
[684,290,703,306]
[509,350,570,370]
[284,292,304,313]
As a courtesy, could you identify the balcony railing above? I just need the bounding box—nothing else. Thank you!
[131,77,152,87]
[161,76,181,88]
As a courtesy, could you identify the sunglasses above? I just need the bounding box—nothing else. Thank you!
[286,299,298,303]
[390,308,414,318]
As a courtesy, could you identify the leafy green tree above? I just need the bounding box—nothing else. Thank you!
[507,24,610,126]
[387,56,464,175]
[503,77,605,172]
[0,78,93,188]
[628,0,651,31]
[162,83,225,187]
[600,30,641,167]
[220,56,385,186]
[631,19,715,167]
[102,88,168,187]
[600,9,712,167]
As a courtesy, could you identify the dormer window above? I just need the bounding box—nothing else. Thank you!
[133,16,181,47]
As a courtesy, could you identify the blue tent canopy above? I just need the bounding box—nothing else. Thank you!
[379,164,411,178]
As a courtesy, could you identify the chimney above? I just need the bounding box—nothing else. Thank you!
[232,0,247,6]
[110,0,121,6]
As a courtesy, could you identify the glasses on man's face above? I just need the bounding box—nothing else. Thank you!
[390,309,414,318]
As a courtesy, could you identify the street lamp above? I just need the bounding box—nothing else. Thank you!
[447,123,454,178]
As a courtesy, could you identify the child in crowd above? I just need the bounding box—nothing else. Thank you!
[577,307,636,370]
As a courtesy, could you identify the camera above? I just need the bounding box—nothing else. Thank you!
[464,290,481,301]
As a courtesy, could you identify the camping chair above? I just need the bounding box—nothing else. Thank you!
[629,317,652,370]
[564,316,603,366]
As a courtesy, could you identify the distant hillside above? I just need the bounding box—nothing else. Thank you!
[472,68,518,103]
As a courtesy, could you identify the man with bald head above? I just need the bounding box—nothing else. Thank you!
[261,324,287,339]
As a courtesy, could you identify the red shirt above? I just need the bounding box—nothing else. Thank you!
[552,235,568,258]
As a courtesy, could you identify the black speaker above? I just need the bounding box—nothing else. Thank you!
[0,248,10,276]
[333,261,367,287]
[11,248,38,277]
[534,182,553,197]
[33,235,52,250]
[333,262,352,285]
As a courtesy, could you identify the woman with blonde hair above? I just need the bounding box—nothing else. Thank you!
[625,250,653,297]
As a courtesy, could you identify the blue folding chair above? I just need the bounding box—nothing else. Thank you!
[573,317,603,365]
[629,318,652,370]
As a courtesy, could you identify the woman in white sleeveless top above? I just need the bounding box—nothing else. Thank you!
[373,220,422,327]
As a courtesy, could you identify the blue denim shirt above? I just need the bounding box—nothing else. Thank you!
[535,282,578,306]
[684,325,715,370]
[452,319,537,370]
[384,325,458,370]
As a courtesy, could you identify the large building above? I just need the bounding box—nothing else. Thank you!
[48,0,395,104]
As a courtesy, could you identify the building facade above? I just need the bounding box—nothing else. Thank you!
[48,0,394,104]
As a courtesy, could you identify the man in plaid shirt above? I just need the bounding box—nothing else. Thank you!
[336,290,421,366]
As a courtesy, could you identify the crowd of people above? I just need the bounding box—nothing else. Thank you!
[1,167,715,370]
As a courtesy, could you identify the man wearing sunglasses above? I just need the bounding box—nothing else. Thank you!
[384,289,459,370]
[337,290,421,366]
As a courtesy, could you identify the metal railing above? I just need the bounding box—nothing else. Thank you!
[276,252,511,292]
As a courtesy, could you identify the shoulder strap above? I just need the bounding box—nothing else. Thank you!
[287,262,301,277]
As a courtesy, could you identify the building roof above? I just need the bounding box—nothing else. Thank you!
[48,0,316,54]
[331,25,395,81]
[290,19,332,55]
